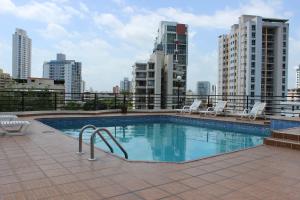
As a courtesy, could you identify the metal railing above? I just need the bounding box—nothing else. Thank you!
[89,128,128,160]
[0,90,299,117]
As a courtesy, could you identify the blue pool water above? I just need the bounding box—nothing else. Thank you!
[39,116,270,162]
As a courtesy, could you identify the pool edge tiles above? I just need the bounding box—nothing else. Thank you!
[37,115,270,136]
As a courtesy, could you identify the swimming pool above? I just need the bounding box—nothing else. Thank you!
[38,115,270,162]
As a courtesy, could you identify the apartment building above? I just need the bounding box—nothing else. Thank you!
[12,28,32,79]
[218,15,289,113]
[43,53,82,100]
[132,21,188,109]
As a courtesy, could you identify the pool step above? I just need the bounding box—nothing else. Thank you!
[264,127,300,150]
[264,138,300,150]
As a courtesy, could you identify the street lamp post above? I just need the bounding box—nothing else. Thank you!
[177,76,182,109]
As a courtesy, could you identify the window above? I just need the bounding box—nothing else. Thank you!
[251,62,255,68]
[252,32,256,38]
[252,47,255,53]
[283,49,286,55]
[283,27,286,33]
[251,25,256,31]
[251,77,255,82]
[283,64,286,69]
[282,71,285,76]
[251,55,255,60]
[251,69,255,75]
[283,56,286,62]
[252,40,255,45]
[167,25,176,32]
[251,84,255,90]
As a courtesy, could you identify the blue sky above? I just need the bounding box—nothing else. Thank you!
[0,0,300,91]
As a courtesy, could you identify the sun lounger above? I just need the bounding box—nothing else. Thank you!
[238,102,266,120]
[0,120,30,136]
[199,101,227,116]
[176,99,202,114]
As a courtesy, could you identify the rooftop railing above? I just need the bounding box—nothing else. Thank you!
[0,90,299,117]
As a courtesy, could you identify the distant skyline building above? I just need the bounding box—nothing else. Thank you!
[197,81,211,96]
[218,15,289,113]
[12,28,32,79]
[113,85,120,94]
[43,53,82,100]
[297,65,300,88]
[120,77,131,93]
[132,21,188,109]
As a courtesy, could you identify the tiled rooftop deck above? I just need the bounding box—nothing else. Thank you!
[1,114,300,200]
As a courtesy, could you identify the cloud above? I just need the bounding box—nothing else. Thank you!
[38,23,78,39]
[0,0,84,24]
[79,2,89,13]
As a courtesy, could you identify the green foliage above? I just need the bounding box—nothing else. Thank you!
[63,101,82,110]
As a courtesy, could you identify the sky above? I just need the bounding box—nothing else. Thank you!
[0,0,300,92]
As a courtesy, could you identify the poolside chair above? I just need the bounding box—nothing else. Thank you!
[0,120,30,136]
[176,99,202,114]
[0,115,18,121]
[238,102,266,120]
[199,101,227,116]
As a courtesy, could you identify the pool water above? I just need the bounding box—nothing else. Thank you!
[62,122,265,162]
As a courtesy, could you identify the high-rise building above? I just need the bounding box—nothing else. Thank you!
[120,77,131,93]
[12,28,32,79]
[218,15,289,113]
[297,65,300,88]
[155,21,188,106]
[43,53,82,100]
[132,21,188,109]
[197,81,211,96]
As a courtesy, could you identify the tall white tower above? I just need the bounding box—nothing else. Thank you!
[12,28,32,79]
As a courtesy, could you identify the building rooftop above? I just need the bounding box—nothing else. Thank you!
[1,113,300,199]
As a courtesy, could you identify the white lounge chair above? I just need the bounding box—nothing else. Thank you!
[176,99,202,114]
[0,120,30,136]
[238,102,266,120]
[0,115,18,121]
[199,101,227,116]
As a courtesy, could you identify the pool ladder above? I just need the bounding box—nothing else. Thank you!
[77,125,128,161]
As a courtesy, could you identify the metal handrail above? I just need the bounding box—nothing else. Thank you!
[89,128,128,161]
[77,124,96,154]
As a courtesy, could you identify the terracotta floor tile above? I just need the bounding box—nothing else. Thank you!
[180,177,210,188]
[165,171,192,180]
[221,191,259,200]
[177,189,216,200]
[25,186,61,199]
[0,175,19,185]
[0,182,23,194]
[182,167,208,176]
[159,182,191,194]
[1,191,27,200]
[58,182,89,194]
[135,187,170,200]
[22,178,52,190]
[50,174,78,185]
[110,193,144,200]
[18,171,46,181]
[94,184,129,198]
[60,190,102,200]
[217,178,249,190]
[43,168,70,177]
[197,173,227,183]
[84,177,115,188]
[199,183,232,197]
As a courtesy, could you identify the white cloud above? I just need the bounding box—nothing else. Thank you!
[38,23,78,39]
[79,2,89,13]
[0,0,84,24]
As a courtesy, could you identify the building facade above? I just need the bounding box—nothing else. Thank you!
[132,21,188,109]
[218,15,289,113]
[113,85,120,94]
[197,81,211,96]
[120,77,131,93]
[43,53,82,100]
[12,28,32,79]
[0,68,13,89]
[297,65,300,88]
[5,77,64,91]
